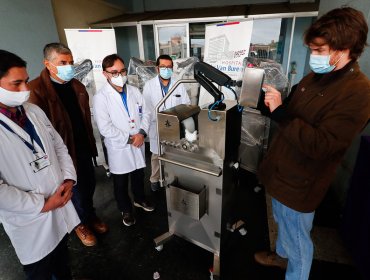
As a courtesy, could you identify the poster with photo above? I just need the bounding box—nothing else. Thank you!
[65,29,117,95]
[65,29,117,168]
[198,21,253,106]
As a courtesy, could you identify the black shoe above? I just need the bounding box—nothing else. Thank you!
[122,212,136,226]
[134,200,155,212]
[151,182,160,192]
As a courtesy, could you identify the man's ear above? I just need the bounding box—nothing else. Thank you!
[102,71,109,79]
[44,59,52,71]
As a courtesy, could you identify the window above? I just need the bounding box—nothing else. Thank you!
[155,24,189,59]
[142,25,156,62]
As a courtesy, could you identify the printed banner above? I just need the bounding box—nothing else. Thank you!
[65,29,117,94]
[65,29,117,168]
[198,21,253,106]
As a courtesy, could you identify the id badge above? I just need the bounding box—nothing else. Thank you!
[129,119,136,129]
[138,104,143,119]
[30,154,50,173]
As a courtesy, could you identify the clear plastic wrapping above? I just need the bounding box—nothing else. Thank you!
[238,57,287,173]
[73,59,96,106]
[243,56,289,97]
[127,57,157,91]
[73,59,104,166]
[172,57,199,79]
[239,108,270,173]
[127,57,200,104]
[74,59,93,82]
[172,57,200,105]
[241,109,267,146]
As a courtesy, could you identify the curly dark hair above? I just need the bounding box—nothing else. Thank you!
[304,7,368,60]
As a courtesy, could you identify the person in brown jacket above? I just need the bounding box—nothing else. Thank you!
[28,43,108,246]
[254,7,370,280]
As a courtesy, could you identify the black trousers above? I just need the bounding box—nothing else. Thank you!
[71,152,96,224]
[112,168,145,213]
[23,235,71,280]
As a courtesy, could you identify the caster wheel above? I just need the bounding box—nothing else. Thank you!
[155,244,163,251]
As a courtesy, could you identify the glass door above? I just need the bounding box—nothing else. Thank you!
[249,18,283,62]
[154,23,190,59]
[142,24,156,62]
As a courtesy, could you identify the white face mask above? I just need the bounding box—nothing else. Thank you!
[0,86,30,107]
[110,75,127,88]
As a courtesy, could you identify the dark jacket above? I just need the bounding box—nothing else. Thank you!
[28,68,98,167]
[258,61,370,212]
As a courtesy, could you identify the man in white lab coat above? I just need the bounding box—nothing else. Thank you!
[93,54,154,227]
[0,50,79,279]
[143,55,190,191]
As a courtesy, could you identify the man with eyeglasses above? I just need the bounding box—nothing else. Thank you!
[143,55,190,191]
[93,54,154,227]
[28,43,108,247]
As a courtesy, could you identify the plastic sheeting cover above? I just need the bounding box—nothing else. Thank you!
[127,57,156,91]
[238,57,288,173]
[127,57,200,104]
[73,59,106,167]
[243,56,288,98]
[73,59,96,107]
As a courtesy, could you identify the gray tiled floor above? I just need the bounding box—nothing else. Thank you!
[0,151,362,280]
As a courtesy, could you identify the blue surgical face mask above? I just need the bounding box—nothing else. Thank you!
[53,64,75,82]
[159,68,173,80]
[309,52,343,74]
[309,54,334,74]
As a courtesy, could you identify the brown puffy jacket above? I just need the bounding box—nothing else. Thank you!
[258,61,370,212]
[28,68,98,168]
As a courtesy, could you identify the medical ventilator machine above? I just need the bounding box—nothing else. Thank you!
[153,61,268,279]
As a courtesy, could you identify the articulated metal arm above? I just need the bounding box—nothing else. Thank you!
[194,61,233,109]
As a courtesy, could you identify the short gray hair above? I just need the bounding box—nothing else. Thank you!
[43,43,72,61]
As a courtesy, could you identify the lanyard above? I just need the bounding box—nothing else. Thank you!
[119,90,131,118]
[160,85,167,98]
[159,77,171,109]
[0,118,44,154]
[159,77,171,98]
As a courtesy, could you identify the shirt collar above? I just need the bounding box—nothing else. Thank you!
[158,76,171,88]
[0,105,27,127]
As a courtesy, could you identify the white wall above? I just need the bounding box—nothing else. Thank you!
[0,0,59,79]
[51,0,124,45]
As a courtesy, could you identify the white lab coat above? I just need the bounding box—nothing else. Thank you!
[0,103,79,265]
[93,83,150,174]
[143,76,190,154]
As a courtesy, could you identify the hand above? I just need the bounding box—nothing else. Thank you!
[263,84,282,112]
[130,133,144,148]
[60,180,74,204]
[41,180,74,213]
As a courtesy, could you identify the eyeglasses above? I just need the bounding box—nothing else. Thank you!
[158,66,173,70]
[105,69,127,78]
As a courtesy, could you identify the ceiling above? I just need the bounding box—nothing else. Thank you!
[92,1,319,26]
